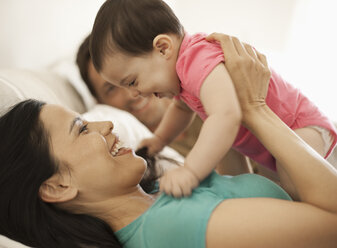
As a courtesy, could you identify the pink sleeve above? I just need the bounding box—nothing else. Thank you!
[176,40,225,98]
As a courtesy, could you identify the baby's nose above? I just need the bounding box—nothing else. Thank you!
[130,89,140,98]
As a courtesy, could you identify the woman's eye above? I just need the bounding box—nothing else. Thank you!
[104,84,117,96]
[79,124,88,134]
[106,85,116,93]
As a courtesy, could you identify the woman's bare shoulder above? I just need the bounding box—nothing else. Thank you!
[206,197,337,248]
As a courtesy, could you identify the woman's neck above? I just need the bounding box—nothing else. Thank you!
[85,187,157,231]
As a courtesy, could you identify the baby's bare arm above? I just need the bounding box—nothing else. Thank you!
[154,99,195,146]
[138,99,195,155]
[185,63,242,181]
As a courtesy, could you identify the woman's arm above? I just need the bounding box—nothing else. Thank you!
[205,33,337,247]
[208,33,337,209]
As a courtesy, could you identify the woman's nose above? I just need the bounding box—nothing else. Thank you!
[99,121,114,136]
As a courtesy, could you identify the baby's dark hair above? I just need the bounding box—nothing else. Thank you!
[90,0,184,72]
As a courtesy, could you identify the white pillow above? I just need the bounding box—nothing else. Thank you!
[0,235,31,248]
[49,56,97,110]
[0,68,87,115]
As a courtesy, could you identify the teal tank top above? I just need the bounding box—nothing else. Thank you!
[115,172,291,248]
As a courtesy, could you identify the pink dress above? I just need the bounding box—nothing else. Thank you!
[175,33,337,171]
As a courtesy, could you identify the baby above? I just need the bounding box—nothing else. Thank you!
[89,0,337,198]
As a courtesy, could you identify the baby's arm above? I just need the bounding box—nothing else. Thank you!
[155,99,195,146]
[185,62,242,180]
[139,98,195,155]
[160,63,242,197]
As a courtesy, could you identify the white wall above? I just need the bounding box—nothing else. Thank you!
[170,0,297,53]
[278,0,337,119]
[0,0,105,69]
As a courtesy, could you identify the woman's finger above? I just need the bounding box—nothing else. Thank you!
[243,42,258,59]
[206,32,238,59]
[255,49,268,68]
[231,36,247,57]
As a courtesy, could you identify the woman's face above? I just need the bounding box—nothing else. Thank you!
[40,104,147,202]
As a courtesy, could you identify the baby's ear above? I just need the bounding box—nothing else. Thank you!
[153,34,173,58]
[39,173,78,203]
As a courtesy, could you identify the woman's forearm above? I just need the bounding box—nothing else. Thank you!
[245,105,337,212]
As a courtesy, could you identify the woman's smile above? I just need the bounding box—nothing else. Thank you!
[110,139,123,156]
[114,147,133,156]
[109,140,133,157]
[109,135,133,157]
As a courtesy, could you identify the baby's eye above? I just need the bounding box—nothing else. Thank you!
[79,124,88,134]
[128,80,135,87]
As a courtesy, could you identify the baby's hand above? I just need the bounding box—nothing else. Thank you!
[138,135,166,156]
[159,166,199,198]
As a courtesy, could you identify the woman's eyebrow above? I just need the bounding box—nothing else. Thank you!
[69,117,82,134]
[103,82,116,89]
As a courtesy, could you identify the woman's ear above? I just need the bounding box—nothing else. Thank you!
[153,34,174,58]
[39,173,78,203]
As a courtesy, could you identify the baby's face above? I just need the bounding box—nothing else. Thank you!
[88,60,172,129]
[100,50,181,99]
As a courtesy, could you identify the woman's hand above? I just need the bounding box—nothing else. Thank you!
[206,33,271,124]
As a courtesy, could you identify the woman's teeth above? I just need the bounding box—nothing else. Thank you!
[110,140,123,156]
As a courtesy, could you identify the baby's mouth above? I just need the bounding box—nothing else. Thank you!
[132,97,150,112]
[154,92,162,98]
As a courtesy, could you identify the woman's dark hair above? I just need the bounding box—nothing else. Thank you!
[76,34,98,98]
[0,100,121,247]
[90,0,184,72]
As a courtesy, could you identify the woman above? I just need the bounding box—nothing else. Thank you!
[0,35,337,248]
